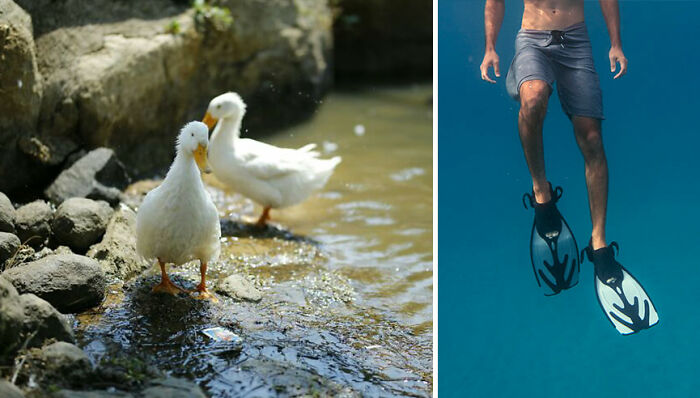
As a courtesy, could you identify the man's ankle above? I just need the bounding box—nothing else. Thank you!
[533,183,551,204]
[591,236,607,250]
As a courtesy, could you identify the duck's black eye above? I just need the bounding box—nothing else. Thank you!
[217,104,222,109]
[191,133,194,137]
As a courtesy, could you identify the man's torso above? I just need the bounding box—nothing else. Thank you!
[522,0,585,30]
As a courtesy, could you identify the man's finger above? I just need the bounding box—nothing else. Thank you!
[610,56,616,73]
[614,59,627,79]
[494,61,501,78]
[480,63,496,83]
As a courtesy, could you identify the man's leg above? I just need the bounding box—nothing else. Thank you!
[572,116,607,250]
[518,80,552,204]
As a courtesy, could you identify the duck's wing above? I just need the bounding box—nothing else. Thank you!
[237,139,308,180]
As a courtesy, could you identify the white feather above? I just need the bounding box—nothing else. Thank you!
[136,122,221,265]
[206,93,341,209]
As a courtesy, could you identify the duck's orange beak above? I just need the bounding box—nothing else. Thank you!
[202,112,218,130]
[193,144,210,174]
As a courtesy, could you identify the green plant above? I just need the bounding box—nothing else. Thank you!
[165,19,181,34]
[193,0,234,31]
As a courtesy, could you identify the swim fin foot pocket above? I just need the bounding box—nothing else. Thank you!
[523,183,580,296]
[581,241,659,335]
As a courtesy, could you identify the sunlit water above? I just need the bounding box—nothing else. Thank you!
[212,84,434,335]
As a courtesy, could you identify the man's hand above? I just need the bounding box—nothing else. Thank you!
[480,50,500,83]
[609,46,627,79]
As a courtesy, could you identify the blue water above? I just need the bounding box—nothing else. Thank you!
[439,1,700,397]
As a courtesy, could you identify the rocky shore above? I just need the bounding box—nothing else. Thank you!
[0,146,432,397]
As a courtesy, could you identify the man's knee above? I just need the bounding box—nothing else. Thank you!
[519,80,550,118]
[574,118,604,157]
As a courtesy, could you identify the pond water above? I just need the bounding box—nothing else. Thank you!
[75,84,434,397]
[239,83,434,335]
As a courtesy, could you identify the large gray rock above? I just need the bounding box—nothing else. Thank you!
[52,198,113,252]
[87,205,148,280]
[140,377,207,398]
[40,341,90,374]
[0,0,46,195]
[216,274,262,302]
[0,192,16,233]
[0,276,25,359]
[0,232,20,269]
[44,148,130,206]
[14,200,52,248]
[18,293,74,345]
[0,380,24,398]
[2,253,106,313]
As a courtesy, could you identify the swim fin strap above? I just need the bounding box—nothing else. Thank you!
[581,242,659,335]
[523,183,580,296]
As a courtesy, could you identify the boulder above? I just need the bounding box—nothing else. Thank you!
[0,232,20,269]
[2,253,106,313]
[0,276,74,363]
[0,380,24,398]
[140,377,207,398]
[216,274,262,302]
[40,341,90,375]
[52,198,113,252]
[87,205,149,280]
[44,148,130,206]
[14,200,52,248]
[0,192,16,233]
[0,276,25,359]
[0,0,45,195]
[18,293,75,345]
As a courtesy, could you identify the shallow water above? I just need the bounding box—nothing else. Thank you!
[230,84,434,335]
[75,84,433,397]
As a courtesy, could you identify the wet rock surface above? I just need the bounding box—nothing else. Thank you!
[0,232,21,269]
[73,236,431,397]
[0,192,16,233]
[52,198,113,253]
[216,274,262,302]
[44,148,130,206]
[2,253,106,313]
[140,377,207,398]
[87,205,149,280]
[14,200,52,248]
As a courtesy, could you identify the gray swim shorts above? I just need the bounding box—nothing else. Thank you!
[506,22,604,120]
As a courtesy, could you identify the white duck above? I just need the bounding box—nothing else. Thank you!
[202,92,341,226]
[136,121,221,300]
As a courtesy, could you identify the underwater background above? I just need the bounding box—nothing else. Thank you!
[439,1,700,397]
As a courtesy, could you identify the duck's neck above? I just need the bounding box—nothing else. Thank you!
[211,116,241,154]
[164,151,201,188]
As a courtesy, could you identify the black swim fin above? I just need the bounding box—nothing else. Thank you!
[523,183,580,296]
[581,242,659,335]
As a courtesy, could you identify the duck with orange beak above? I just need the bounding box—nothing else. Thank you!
[136,121,221,300]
